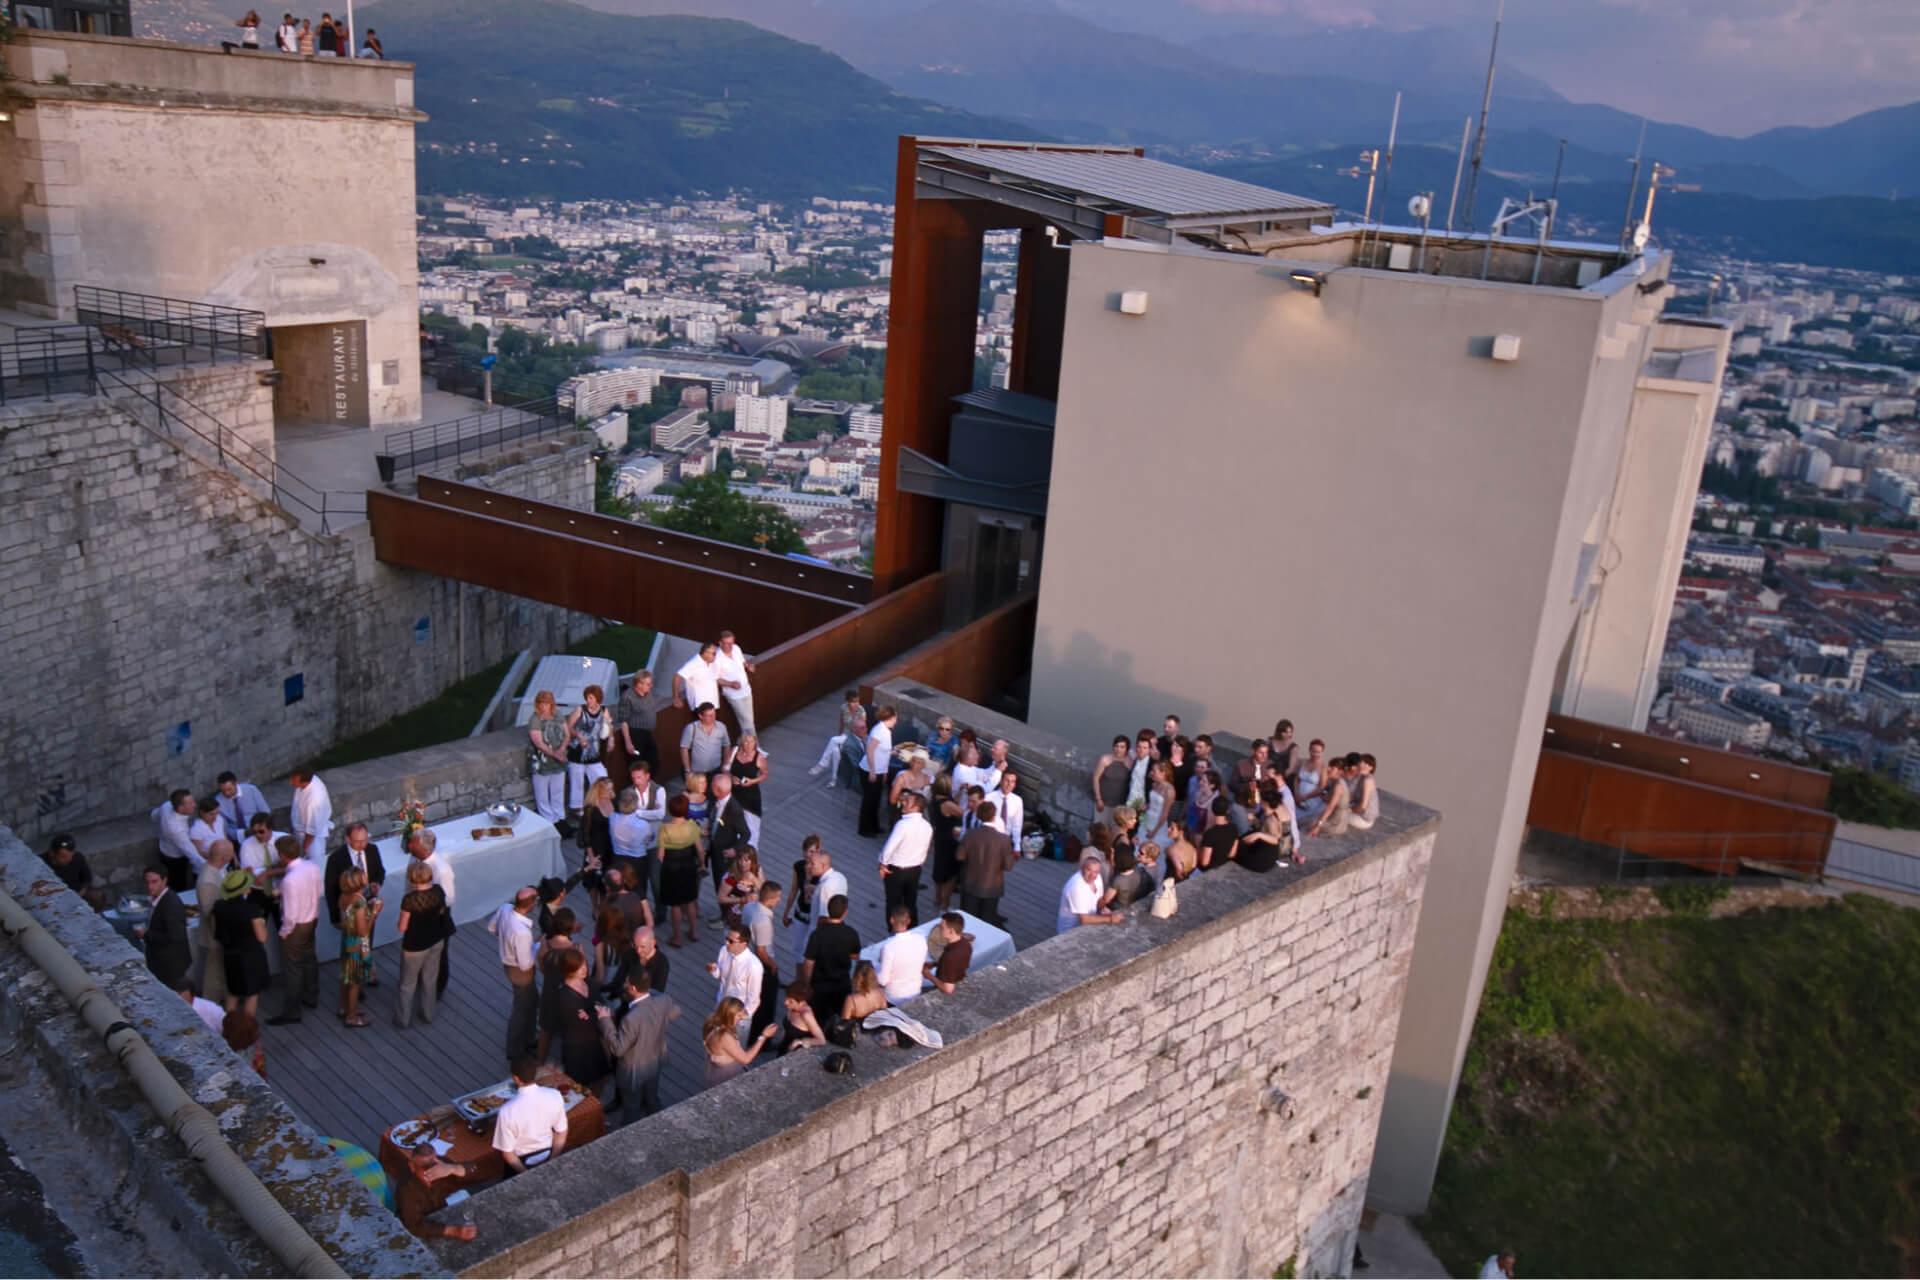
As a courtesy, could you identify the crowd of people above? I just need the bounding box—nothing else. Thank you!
[46,637,1385,1241]
[229,9,382,58]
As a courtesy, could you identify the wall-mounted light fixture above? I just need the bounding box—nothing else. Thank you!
[1118,290,1149,316]
[1288,270,1327,297]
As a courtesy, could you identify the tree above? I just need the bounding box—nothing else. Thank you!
[654,473,805,554]
[786,413,840,443]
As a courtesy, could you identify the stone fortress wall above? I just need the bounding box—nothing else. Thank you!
[0,360,599,846]
[445,806,1438,1278]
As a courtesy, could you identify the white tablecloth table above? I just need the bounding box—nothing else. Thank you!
[858,910,1014,993]
[313,811,565,959]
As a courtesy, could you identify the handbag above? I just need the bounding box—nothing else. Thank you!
[1151,876,1178,919]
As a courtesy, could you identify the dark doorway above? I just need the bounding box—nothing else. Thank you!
[973,518,1025,615]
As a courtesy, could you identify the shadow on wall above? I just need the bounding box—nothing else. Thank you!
[1034,626,1216,745]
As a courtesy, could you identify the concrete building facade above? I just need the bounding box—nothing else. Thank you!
[0,31,424,424]
[1024,227,1722,1210]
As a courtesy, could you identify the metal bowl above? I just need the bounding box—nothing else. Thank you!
[485,802,522,825]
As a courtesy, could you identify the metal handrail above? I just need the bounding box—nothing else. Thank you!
[1604,827,1831,881]
[96,368,366,535]
[2,286,269,405]
[377,394,578,477]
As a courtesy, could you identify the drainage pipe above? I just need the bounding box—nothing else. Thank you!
[0,886,348,1279]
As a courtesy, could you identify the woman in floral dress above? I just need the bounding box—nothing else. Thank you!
[336,868,380,1028]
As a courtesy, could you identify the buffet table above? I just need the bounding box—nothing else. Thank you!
[315,810,565,958]
[857,910,1015,992]
[376,1067,605,1189]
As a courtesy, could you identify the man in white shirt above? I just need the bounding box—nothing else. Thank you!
[491,1056,567,1175]
[214,772,270,842]
[996,772,1026,847]
[877,792,932,926]
[672,642,721,714]
[490,887,539,1060]
[706,926,764,1043]
[152,789,202,891]
[269,836,322,1023]
[802,846,848,952]
[712,630,757,738]
[276,12,298,50]
[406,828,456,910]
[986,739,1011,791]
[1056,854,1123,935]
[858,706,896,838]
[875,906,929,1003]
[236,813,282,881]
[288,768,332,856]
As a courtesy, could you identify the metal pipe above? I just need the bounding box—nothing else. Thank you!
[1461,0,1503,230]
[0,886,347,1279]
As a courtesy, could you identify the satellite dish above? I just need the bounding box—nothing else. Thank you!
[1632,222,1651,250]
[1408,194,1432,220]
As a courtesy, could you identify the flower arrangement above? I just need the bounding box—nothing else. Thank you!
[392,801,427,839]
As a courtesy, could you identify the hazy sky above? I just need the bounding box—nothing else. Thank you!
[1140,0,1920,133]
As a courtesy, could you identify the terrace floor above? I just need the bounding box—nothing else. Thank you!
[262,688,1083,1155]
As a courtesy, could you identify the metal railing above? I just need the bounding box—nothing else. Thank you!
[97,368,366,535]
[1603,828,1831,882]
[1,286,269,405]
[377,395,579,478]
[74,286,270,364]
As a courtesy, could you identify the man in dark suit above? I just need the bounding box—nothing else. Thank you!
[137,866,193,992]
[706,772,753,905]
[957,801,1017,927]
[324,821,387,985]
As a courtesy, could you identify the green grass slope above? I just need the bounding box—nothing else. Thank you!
[1424,896,1920,1278]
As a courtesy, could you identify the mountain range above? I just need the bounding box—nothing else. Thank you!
[573,0,1919,200]
[132,0,1920,269]
[311,0,1027,202]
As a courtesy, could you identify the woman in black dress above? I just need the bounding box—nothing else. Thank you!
[726,733,769,819]
[656,794,705,947]
[553,948,610,1093]
[212,867,271,1019]
[537,908,583,1063]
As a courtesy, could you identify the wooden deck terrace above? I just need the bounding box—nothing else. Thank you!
[263,689,1084,1155]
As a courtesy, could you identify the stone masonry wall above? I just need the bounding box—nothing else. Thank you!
[62,729,536,896]
[443,803,1438,1280]
[0,363,597,845]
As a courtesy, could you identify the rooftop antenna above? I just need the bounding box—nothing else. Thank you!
[1618,116,1649,252]
[1366,91,1403,267]
[1460,0,1504,231]
[1444,115,1471,233]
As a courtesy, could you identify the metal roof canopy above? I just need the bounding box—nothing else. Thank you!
[916,142,1334,244]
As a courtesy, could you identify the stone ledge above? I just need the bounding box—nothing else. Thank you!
[0,824,441,1277]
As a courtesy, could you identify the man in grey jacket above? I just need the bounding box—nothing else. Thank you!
[595,969,680,1122]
